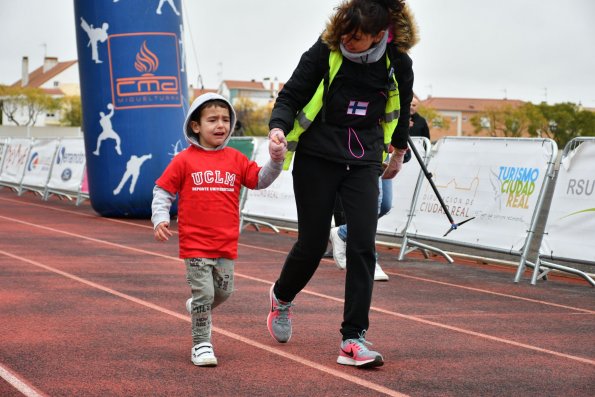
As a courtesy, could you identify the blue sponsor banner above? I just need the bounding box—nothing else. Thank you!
[74,0,186,217]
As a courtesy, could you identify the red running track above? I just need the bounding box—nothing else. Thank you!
[0,189,593,397]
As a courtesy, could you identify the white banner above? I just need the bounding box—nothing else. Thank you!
[0,138,31,186]
[377,137,430,236]
[241,137,298,222]
[46,138,87,193]
[540,139,595,262]
[20,139,59,191]
[407,137,556,253]
[0,137,8,170]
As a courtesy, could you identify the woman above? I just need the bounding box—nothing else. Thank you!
[266,0,418,368]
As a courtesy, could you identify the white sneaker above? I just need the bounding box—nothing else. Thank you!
[374,263,389,281]
[185,297,192,314]
[191,342,218,367]
[329,227,347,269]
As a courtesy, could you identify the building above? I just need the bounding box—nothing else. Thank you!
[421,97,525,141]
[219,78,282,107]
[190,86,217,102]
[2,56,79,127]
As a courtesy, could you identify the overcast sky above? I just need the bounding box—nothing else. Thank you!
[1,0,594,107]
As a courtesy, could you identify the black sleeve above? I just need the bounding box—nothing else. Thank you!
[269,37,330,134]
[422,117,431,140]
[390,50,414,150]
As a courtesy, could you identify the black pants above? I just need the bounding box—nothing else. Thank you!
[274,152,381,340]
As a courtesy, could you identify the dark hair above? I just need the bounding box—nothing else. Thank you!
[323,0,418,52]
[336,0,403,36]
[191,99,231,123]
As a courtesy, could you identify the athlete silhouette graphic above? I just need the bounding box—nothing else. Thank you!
[93,104,122,156]
[80,17,109,64]
[113,154,152,195]
[156,0,180,15]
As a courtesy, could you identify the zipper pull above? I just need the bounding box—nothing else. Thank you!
[346,164,350,171]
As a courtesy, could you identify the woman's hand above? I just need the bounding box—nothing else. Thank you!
[268,128,288,162]
[382,148,407,179]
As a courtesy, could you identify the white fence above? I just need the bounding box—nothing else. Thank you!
[2,135,592,286]
[242,138,297,223]
[44,138,88,204]
[403,137,559,281]
[529,137,595,286]
[0,137,88,204]
[242,136,591,287]
[376,137,431,237]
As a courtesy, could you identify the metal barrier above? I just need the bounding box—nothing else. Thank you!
[529,137,595,286]
[19,138,60,197]
[5,134,593,287]
[0,137,88,205]
[241,137,296,228]
[0,138,32,193]
[399,137,558,283]
[43,138,88,205]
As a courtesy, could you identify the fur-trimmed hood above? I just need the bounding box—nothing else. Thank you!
[322,2,419,53]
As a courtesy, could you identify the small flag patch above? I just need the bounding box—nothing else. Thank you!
[347,101,368,116]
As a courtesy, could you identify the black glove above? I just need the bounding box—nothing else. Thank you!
[403,148,411,163]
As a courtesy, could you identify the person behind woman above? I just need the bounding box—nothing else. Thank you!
[266,0,418,368]
[330,173,392,281]
[409,95,430,139]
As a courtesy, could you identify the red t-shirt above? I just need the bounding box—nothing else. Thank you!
[156,145,261,259]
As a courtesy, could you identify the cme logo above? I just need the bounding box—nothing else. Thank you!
[108,33,182,110]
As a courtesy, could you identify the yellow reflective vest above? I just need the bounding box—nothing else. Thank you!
[282,50,400,170]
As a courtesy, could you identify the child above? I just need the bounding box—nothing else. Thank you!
[152,93,286,367]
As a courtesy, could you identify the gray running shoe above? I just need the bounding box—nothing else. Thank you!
[267,285,293,343]
[337,333,383,368]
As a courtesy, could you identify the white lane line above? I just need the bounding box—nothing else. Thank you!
[238,274,595,366]
[0,363,48,397]
[1,215,594,366]
[1,198,592,313]
[388,272,595,315]
[0,249,409,397]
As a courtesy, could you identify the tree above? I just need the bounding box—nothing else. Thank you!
[418,104,450,132]
[0,85,26,125]
[470,103,537,138]
[0,85,61,126]
[470,101,595,148]
[61,95,83,127]
[529,102,595,148]
[233,97,271,137]
[25,88,62,126]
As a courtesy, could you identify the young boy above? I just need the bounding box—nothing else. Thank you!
[152,93,286,367]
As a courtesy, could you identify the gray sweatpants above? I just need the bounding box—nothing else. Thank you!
[184,258,234,345]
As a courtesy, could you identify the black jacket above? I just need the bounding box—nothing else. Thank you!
[270,37,413,165]
[409,113,430,140]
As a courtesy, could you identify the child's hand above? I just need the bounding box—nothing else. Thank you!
[268,128,287,162]
[154,221,173,241]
